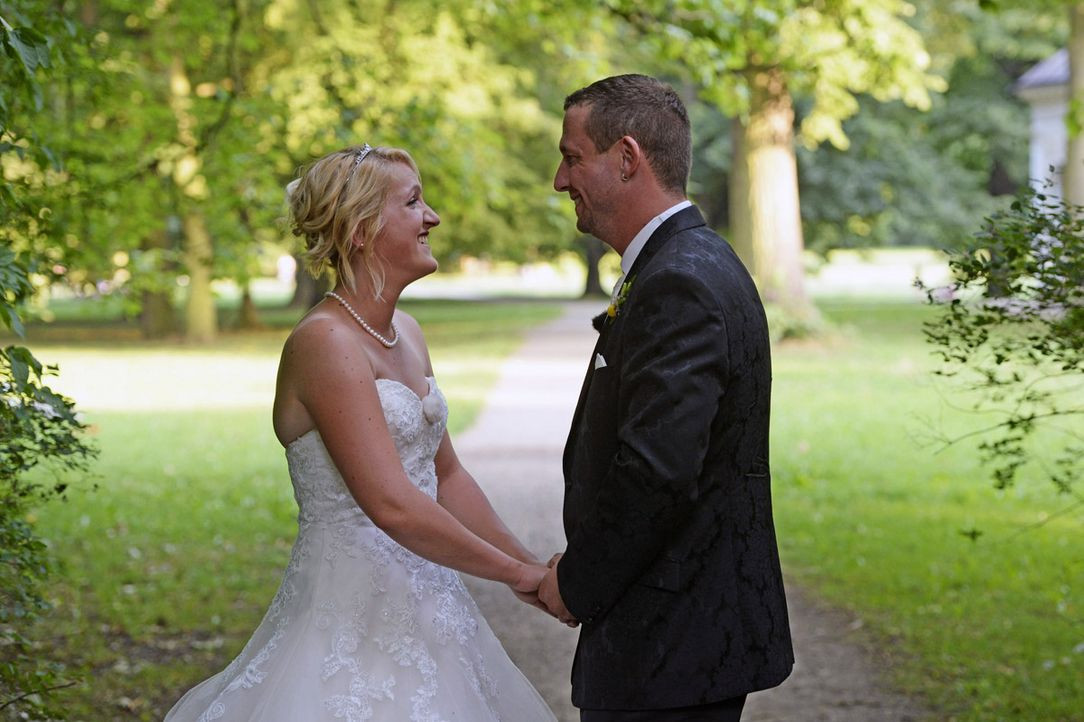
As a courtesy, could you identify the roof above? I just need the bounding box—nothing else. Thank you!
[1016,49,1067,90]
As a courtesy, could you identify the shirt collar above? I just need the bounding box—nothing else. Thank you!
[619,200,693,277]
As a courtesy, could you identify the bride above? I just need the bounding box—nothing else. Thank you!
[165,144,557,721]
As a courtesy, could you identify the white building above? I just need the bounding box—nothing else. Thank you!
[1015,49,1068,197]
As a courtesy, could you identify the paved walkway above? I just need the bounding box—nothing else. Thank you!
[455,302,927,722]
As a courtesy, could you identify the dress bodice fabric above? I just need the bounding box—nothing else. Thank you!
[286,378,444,528]
[164,378,556,722]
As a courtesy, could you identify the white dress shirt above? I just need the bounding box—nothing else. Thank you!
[611,200,693,301]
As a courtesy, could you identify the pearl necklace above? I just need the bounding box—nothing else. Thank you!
[325,291,399,348]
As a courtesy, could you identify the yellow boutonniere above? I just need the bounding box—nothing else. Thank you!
[605,275,636,323]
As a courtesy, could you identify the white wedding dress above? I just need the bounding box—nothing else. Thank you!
[165,377,556,722]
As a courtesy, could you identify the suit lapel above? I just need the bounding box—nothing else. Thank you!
[563,319,613,482]
[563,205,708,483]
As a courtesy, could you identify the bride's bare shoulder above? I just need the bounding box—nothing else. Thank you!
[280,310,369,373]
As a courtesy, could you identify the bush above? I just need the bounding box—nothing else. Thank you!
[1,248,96,719]
[920,185,1083,497]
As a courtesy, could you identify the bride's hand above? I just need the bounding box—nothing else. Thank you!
[509,563,555,615]
[510,562,547,595]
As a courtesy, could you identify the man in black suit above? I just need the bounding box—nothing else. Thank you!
[537,74,794,721]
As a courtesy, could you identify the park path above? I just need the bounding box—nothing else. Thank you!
[454,301,929,722]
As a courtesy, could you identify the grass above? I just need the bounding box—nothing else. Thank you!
[771,300,1083,722]
[13,296,1083,721]
[17,299,562,721]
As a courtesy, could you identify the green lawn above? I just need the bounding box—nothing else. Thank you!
[771,300,1083,722]
[19,299,562,721]
[15,297,1083,721]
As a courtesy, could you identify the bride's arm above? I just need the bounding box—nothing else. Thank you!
[397,312,542,567]
[286,318,543,592]
[433,434,542,566]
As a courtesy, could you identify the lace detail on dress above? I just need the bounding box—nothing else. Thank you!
[319,599,398,721]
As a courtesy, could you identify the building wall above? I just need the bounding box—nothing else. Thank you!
[1022,86,1068,198]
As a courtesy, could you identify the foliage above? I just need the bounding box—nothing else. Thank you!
[1,4,96,716]
[0,2,73,248]
[796,88,1014,253]
[0,248,95,719]
[682,0,1065,254]
[798,0,1064,252]
[922,186,1083,498]
[13,0,589,335]
[607,0,945,149]
[10,0,1068,321]
[262,0,569,263]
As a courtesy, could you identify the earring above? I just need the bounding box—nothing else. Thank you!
[621,174,629,182]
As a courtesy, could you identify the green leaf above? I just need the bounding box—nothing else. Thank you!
[9,25,50,73]
[2,306,25,338]
[9,354,29,389]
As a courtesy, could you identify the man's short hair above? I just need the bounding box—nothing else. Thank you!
[564,74,691,194]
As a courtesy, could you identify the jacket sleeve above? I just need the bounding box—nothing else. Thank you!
[557,267,728,623]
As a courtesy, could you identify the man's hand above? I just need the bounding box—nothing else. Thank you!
[539,558,578,627]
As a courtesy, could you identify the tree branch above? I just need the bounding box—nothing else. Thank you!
[0,680,79,711]
[195,0,242,153]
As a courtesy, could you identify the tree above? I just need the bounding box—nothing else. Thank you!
[608,0,945,320]
[71,0,281,342]
[22,0,593,320]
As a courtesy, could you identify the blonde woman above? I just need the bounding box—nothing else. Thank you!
[165,145,556,721]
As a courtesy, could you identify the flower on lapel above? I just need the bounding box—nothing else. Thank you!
[605,275,636,323]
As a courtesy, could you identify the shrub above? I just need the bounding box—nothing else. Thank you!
[921,185,1082,498]
[1,251,96,719]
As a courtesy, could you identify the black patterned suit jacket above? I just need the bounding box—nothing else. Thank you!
[557,205,794,710]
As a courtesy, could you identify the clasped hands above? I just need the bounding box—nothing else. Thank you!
[511,553,578,627]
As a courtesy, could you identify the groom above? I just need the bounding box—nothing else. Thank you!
[538,74,794,721]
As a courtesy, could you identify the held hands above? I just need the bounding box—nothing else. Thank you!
[508,554,579,627]
[538,553,578,627]
[509,562,552,615]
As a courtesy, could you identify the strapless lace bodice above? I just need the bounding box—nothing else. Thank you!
[284,377,448,527]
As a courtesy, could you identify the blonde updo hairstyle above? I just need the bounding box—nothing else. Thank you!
[286,145,418,300]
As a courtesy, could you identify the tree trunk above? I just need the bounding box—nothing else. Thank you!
[169,54,217,342]
[289,256,329,309]
[1065,3,1084,207]
[140,230,175,339]
[141,290,175,338]
[728,117,754,270]
[737,66,813,318]
[580,236,607,297]
[238,283,263,329]
[183,213,217,343]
